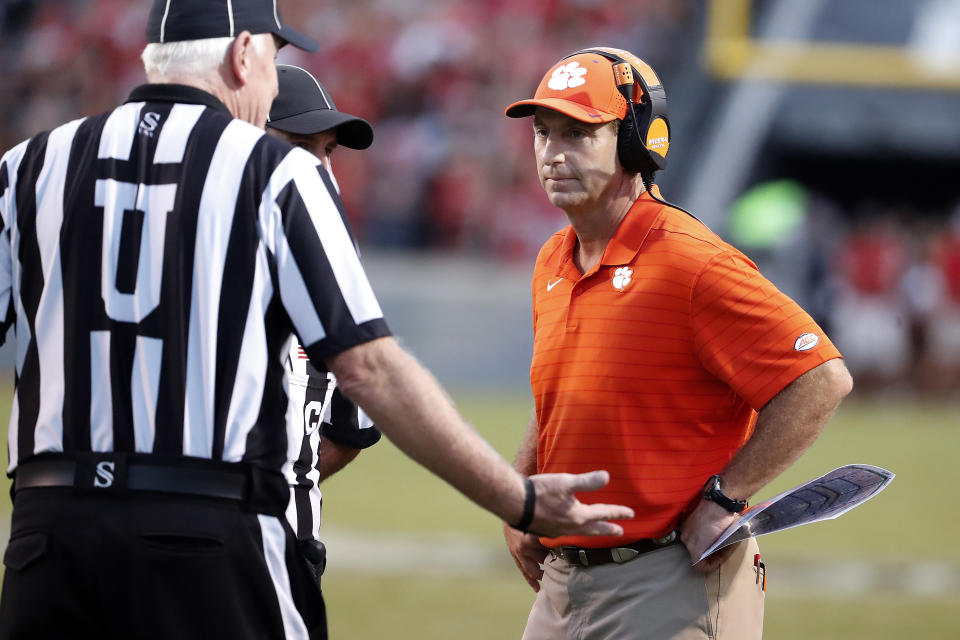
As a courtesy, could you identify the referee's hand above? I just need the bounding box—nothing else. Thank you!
[527,470,634,538]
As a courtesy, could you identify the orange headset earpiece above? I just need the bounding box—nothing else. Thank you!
[565,48,670,175]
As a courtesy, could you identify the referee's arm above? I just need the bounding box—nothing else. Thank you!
[326,336,632,538]
[503,415,550,592]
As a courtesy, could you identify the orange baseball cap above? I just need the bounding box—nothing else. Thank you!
[505,52,629,123]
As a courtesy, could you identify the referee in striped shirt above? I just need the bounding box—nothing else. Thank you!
[267,65,380,580]
[0,1,633,638]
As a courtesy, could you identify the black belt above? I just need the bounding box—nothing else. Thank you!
[552,530,680,567]
[14,455,248,501]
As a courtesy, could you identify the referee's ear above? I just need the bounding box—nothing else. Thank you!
[228,31,257,88]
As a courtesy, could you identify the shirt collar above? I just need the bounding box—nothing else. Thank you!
[126,84,231,115]
[547,226,580,280]
[543,190,666,277]
[599,191,665,266]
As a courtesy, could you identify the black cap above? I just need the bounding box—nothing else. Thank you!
[147,0,318,52]
[267,65,374,150]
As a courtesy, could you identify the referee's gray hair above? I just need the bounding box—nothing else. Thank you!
[141,37,234,79]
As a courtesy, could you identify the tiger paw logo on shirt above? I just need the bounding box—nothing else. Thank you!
[612,267,633,291]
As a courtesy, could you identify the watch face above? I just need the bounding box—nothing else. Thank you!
[703,475,721,496]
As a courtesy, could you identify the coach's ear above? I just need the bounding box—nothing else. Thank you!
[228,31,256,87]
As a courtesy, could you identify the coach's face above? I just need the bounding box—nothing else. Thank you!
[533,107,622,215]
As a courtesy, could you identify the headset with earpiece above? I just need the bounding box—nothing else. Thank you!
[564,47,670,176]
[564,47,699,220]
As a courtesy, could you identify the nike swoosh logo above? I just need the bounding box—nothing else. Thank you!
[547,278,564,291]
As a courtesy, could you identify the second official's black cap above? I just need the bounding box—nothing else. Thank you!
[147,0,318,52]
[267,65,374,150]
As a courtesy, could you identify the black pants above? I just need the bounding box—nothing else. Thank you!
[0,488,327,639]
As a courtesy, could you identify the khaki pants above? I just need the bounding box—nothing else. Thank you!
[522,538,764,640]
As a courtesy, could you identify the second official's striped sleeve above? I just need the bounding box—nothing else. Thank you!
[259,147,388,359]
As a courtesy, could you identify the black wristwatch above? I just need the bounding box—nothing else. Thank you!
[702,475,748,513]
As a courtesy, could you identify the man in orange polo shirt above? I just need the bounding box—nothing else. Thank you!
[502,48,853,639]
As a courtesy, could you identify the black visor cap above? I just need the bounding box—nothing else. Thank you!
[147,0,319,52]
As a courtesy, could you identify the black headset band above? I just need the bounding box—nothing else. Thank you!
[567,47,628,64]
[562,48,670,174]
[565,48,657,96]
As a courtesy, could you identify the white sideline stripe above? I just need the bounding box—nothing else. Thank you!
[318,529,960,596]
[258,515,309,640]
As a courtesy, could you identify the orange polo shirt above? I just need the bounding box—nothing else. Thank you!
[531,192,842,549]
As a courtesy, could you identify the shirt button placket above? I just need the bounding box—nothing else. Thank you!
[567,285,579,331]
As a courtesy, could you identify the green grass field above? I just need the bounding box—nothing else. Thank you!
[2,390,958,638]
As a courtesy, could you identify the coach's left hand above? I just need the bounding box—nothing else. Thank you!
[680,499,740,572]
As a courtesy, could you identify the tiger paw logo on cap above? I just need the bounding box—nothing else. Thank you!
[548,62,588,91]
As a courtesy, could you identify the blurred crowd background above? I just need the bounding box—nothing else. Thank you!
[2,0,959,397]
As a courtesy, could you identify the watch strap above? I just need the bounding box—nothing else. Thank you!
[702,474,748,513]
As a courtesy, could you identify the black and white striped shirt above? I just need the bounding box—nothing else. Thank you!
[283,340,379,541]
[0,84,390,475]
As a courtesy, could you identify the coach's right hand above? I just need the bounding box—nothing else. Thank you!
[526,470,634,538]
[503,525,549,592]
